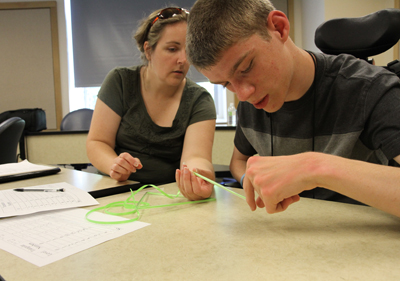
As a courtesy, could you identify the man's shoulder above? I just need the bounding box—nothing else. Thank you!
[316,53,393,80]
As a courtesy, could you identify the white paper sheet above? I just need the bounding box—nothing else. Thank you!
[0,208,150,267]
[0,160,57,177]
[0,182,99,218]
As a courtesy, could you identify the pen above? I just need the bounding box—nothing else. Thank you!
[13,188,65,192]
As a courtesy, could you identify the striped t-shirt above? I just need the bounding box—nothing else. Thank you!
[235,52,400,203]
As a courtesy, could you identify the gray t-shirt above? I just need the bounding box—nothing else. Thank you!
[98,66,216,184]
[235,52,400,204]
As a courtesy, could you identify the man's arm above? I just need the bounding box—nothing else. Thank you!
[230,146,251,184]
[320,153,400,217]
[244,152,400,217]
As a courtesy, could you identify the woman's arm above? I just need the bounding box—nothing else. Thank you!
[176,119,216,200]
[86,99,142,181]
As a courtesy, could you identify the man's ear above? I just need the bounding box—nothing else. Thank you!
[267,10,290,42]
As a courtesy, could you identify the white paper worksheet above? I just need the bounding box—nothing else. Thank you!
[0,160,57,177]
[0,182,99,218]
[0,208,150,266]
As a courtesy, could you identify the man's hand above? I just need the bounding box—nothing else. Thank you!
[244,153,319,213]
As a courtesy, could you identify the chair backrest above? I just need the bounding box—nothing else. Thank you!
[60,108,94,131]
[315,9,400,60]
[0,117,25,164]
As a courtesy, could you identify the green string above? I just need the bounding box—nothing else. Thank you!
[85,184,216,224]
[193,172,246,200]
[86,175,246,224]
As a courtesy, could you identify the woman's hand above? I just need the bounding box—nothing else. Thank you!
[176,164,214,200]
[109,152,143,181]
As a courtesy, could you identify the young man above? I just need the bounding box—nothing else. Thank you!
[186,0,400,217]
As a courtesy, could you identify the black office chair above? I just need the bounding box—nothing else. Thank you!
[0,117,25,164]
[60,108,94,131]
[315,8,400,167]
[60,108,94,170]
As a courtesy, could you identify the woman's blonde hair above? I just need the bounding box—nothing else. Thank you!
[134,7,189,65]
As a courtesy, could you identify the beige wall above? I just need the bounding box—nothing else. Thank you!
[213,130,235,165]
[324,0,394,18]
[0,0,69,119]
[25,130,235,166]
[0,4,61,129]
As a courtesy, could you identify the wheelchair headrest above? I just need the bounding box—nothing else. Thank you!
[315,9,400,59]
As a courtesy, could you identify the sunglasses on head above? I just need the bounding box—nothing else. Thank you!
[144,7,189,40]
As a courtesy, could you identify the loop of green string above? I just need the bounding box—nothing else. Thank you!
[85,184,216,225]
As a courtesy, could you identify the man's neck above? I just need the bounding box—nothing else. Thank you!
[286,45,316,102]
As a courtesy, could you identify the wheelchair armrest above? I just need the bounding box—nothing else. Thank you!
[315,9,400,59]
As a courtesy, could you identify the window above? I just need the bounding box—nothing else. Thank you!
[68,85,227,123]
[65,0,228,123]
[197,83,227,123]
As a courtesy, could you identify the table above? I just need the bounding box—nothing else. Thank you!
[0,168,139,198]
[1,171,400,280]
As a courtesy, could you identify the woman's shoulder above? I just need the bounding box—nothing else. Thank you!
[184,78,211,97]
[182,78,216,119]
[101,66,142,90]
[107,65,141,78]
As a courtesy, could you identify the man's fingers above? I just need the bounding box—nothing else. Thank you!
[243,177,257,211]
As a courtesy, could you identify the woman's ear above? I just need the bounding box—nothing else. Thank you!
[143,41,152,61]
[266,10,290,42]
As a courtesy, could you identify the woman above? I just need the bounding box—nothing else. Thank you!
[87,7,216,200]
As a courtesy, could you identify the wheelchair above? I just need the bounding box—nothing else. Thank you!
[314,8,400,167]
[315,8,400,76]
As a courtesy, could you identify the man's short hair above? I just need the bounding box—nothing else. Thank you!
[187,0,275,69]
